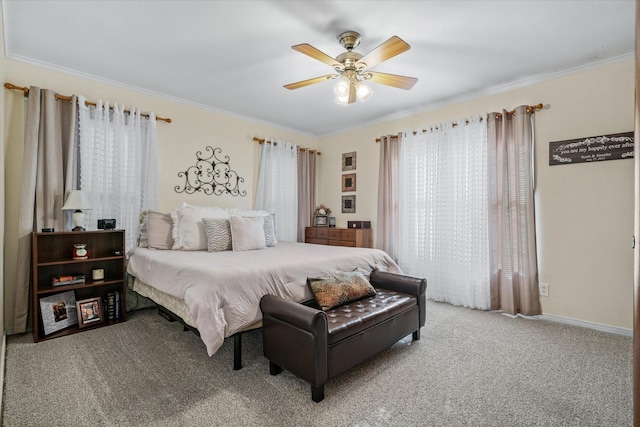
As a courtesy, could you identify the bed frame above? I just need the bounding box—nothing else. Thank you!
[156,305,260,370]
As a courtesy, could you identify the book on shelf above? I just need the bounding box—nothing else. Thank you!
[52,275,86,286]
[105,291,121,321]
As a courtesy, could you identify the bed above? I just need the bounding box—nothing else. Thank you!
[126,241,401,361]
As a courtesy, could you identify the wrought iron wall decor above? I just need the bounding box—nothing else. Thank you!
[175,146,247,196]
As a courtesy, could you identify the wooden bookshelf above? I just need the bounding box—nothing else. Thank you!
[32,230,126,342]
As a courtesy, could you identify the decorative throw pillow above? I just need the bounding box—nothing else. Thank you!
[307,271,377,311]
[147,211,174,250]
[171,202,229,251]
[263,214,278,247]
[202,217,232,252]
[138,210,149,247]
[229,215,266,252]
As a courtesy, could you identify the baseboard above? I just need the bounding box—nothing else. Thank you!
[0,330,6,424]
[539,313,632,337]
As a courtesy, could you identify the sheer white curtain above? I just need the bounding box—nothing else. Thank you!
[255,140,298,241]
[78,97,158,252]
[398,116,490,309]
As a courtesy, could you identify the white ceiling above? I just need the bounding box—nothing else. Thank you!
[2,0,636,137]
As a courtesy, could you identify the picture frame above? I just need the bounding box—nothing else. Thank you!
[313,214,329,227]
[342,151,356,171]
[342,173,356,192]
[76,297,104,328]
[40,291,78,335]
[342,195,356,214]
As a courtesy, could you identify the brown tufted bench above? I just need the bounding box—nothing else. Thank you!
[260,270,426,402]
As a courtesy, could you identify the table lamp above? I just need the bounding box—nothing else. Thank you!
[62,190,92,231]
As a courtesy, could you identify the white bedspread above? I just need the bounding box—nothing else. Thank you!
[126,241,401,356]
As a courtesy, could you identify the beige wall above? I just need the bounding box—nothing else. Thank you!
[1,3,8,412]
[3,54,633,332]
[2,60,316,332]
[317,58,634,330]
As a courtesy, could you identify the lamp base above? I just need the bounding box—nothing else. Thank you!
[72,226,86,232]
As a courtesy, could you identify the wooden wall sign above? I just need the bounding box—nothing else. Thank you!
[549,132,634,166]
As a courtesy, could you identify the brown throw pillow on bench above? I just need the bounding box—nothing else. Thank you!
[307,271,377,311]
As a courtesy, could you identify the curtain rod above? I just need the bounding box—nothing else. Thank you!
[253,137,321,155]
[4,82,172,123]
[375,103,544,142]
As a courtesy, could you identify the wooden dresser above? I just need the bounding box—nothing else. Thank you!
[305,227,372,248]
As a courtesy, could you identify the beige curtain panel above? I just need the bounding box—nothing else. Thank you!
[376,133,402,261]
[14,87,78,333]
[297,150,316,242]
[487,106,541,316]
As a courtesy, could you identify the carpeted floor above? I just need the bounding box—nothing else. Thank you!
[2,300,632,426]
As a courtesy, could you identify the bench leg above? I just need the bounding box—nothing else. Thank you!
[233,334,242,370]
[311,384,325,403]
[269,361,283,376]
[413,329,420,341]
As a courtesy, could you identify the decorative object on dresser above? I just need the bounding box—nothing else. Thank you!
[347,220,371,229]
[341,195,356,213]
[305,227,372,248]
[175,146,247,196]
[341,151,356,171]
[313,205,331,227]
[62,190,92,231]
[31,230,127,342]
[342,173,356,192]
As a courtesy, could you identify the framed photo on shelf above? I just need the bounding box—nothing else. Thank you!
[313,214,329,227]
[342,152,356,171]
[76,297,104,328]
[342,195,356,214]
[39,291,78,336]
[342,173,356,192]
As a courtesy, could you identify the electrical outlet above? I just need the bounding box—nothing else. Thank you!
[539,283,549,297]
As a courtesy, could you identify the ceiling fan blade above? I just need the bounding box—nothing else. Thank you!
[292,44,341,68]
[284,75,335,90]
[356,36,410,70]
[348,82,356,104]
[368,71,418,90]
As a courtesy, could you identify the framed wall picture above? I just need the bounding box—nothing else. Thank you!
[76,297,104,328]
[342,173,356,192]
[39,291,78,335]
[342,195,356,214]
[342,152,356,171]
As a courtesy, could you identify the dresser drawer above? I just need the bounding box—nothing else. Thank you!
[305,227,317,238]
[340,229,356,241]
[316,228,329,239]
[307,238,328,245]
[328,240,356,247]
[328,229,342,240]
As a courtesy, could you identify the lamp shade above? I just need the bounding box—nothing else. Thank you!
[62,190,92,211]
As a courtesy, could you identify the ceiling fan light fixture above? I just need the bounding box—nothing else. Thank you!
[335,93,349,105]
[334,77,350,97]
[356,81,373,102]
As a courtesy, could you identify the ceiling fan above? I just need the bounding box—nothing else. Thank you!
[284,31,418,105]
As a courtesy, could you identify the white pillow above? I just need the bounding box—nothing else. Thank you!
[225,209,277,247]
[202,217,232,252]
[229,215,266,252]
[171,202,229,250]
